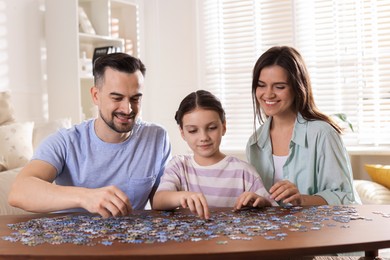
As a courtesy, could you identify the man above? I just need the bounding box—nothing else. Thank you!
[9,53,172,218]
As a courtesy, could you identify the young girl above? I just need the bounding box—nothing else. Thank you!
[152,90,277,219]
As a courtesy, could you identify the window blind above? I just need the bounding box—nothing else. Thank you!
[200,0,390,151]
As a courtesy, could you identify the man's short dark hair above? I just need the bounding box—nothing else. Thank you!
[93,53,146,87]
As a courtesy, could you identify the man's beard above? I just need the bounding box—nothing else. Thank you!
[99,111,135,133]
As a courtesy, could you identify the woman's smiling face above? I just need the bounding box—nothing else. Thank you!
[256,65,295,119]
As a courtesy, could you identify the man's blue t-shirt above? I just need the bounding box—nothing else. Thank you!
[32,119,172,210]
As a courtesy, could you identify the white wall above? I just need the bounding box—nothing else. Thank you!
[142,0,199,155]
[3,0,46,123]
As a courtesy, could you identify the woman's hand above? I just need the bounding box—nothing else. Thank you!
[179,192,210,219]
[269,180,302,205]
[233,192,271,211]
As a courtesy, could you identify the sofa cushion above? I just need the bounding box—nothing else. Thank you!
[0,167,30,215]
[0,122,34,171]
[0,91,16,125]
[365,164,390,190]
[354,179,390,205]
[33,118,71,149]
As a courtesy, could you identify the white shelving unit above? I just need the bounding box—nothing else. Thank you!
[45,0,140,123]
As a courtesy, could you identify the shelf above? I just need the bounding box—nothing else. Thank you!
[79,33,124,47]
[80,75,94,81]
[45,0,140,123]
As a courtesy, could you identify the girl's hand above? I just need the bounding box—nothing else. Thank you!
[233,192,271,211]
[269,180,302,205]
[179,192,210,219]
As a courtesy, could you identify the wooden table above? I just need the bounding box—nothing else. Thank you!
[0,205,389,259]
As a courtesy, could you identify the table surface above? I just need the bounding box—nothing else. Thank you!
[0,205,389,260]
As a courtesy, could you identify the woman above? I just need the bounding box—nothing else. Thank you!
[246,46,361,206]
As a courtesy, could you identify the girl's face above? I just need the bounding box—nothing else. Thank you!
[180,108,226,166]
[256,65,295,119]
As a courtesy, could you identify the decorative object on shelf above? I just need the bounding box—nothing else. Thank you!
[79,51,93,78]
[365,164,390,189]
[92,46,119,68]
[78,7,96,35]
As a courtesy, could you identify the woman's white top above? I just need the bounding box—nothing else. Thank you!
[273,154,288,184]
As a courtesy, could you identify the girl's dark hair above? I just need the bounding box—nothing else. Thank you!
[93,53,146,87]
[251,46,342,133]
[175,90,226,128]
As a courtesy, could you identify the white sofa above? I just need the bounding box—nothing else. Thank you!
[354,179,390,204]
[0,91,71,215]
[0,167,28,215]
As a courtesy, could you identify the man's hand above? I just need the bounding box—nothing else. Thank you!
[269,180,302,205]
[233,192,271,211]
[179,192,210,219]
[81,185,132,218]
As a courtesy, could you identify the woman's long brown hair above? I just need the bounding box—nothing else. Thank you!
[251,46,342,134]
